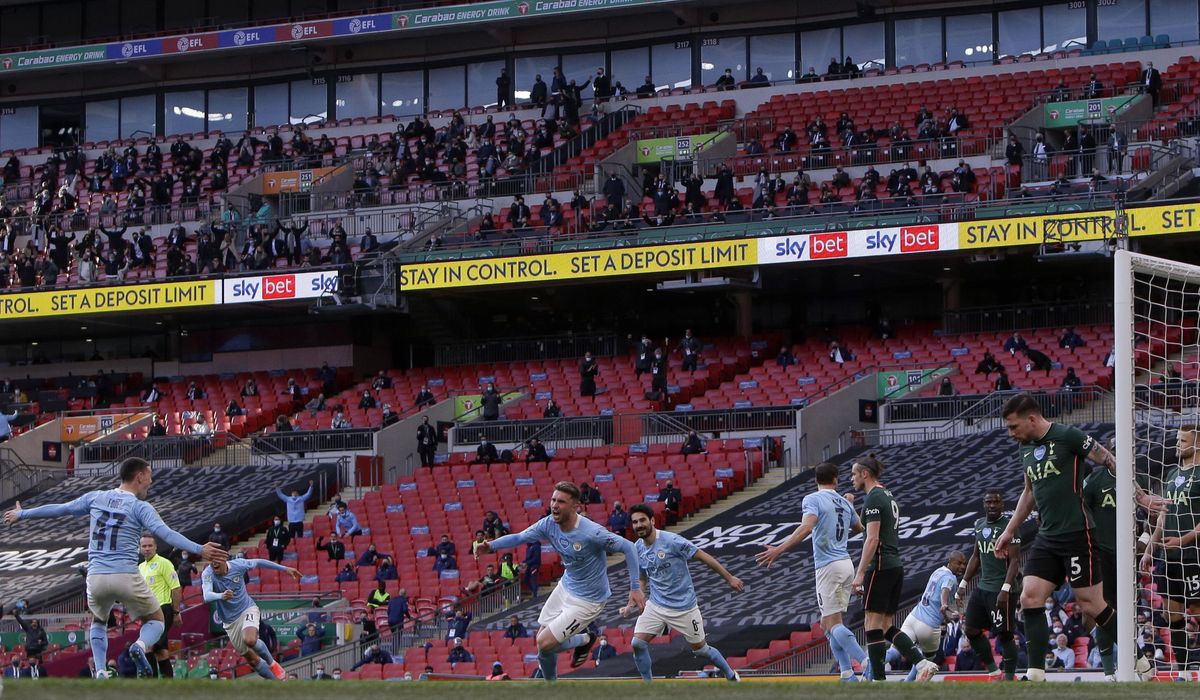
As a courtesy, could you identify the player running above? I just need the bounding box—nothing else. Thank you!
[620,503,743,681]
[756,461,870,681]
[892,551,965,680]
[202,557,301,680]
[956,489,1022,680]
[994,395,1126,682]
[2,458,228,678]
[849,454,938,682]
[475,481,643,681]
[1141,425,1200,669]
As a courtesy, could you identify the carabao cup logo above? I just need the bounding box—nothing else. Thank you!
[518,2,530,13]
[397,14,409,27]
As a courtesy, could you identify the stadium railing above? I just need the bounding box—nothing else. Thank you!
[253,428,377,455]
[942,299,1115,334]
[434,332,622,367]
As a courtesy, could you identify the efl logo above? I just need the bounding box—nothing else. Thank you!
[809,231,848,259]
[899,225,939,253]
[291,24,318,40]
[263,275,297,300]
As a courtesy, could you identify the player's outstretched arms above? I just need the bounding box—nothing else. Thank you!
[6,493,93,524]
[2,500,21,525]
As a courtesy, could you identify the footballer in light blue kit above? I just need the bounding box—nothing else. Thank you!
[622,503,743,681]
[892,551,966,680]
[477,480,644,681]
[756,461,870,681]
[2,458,228,678]
[203,557,302,680]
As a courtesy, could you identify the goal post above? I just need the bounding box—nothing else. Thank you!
[1115,250,1200,681]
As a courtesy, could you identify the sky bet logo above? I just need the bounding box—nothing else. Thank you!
[865,225,940,254]
[773,237,807,260]
[227,272,337,303]
[809,231,848,259]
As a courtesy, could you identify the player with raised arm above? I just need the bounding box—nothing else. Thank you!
[620,503,743,681]
[475,481,643,681]
[994,394,1163,681]
[756,461,870,681]
[893,551,965,680]
[202,556,302,680]
[849,454,938,682]
[956,489,1022,681]
[1140,425,1200,670]
[2,458,228,678]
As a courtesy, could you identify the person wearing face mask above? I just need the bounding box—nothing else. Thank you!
[434,550,458,573]
[311,663,332,680]
[579,352,598,398]
[265,516,291,563]
[208,522,230,551]
[591,634,617,664]
[480,383,502,421]
[176,551,197,587]
[649,348,668,399]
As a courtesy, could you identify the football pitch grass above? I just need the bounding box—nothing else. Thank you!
[6,678,1200,700]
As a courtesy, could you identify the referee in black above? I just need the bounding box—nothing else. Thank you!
[139,533,183,677]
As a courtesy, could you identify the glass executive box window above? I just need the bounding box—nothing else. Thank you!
[749,34,795,82]
[611,46,649,94]
[701,36,747,86]
[164,90,206,137]
[651,42,691,91]
[208,87,247,134]
[0,107,39,151]
[254,83,289,129]
[119,94,156,139]
[1151,0,1199,43]
[946,13,993,63]
[1098,0,1147,41]
[514,55,557,101]
[335,74,379,119]
[290,79,327,125]
[842,22,884,71]
[894,16,943,66]
[86,99,119,143]
[998,7,1042,57]
[561,51,605,97]
[467,60,505,108]
[427,65,466,112]
[381,71,424,118]
[1042,3,1087,52]
[800,27,840,76]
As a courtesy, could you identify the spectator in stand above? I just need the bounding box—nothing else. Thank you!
[480,383,502,421]
[482,511,508,539]
[1022,347,1053,376]
[331,410,352,429]
[828,341,852,365]
[579,481,603,504]
[1142,61,1162,107]
[141,382,163,402]
[469,529,490,557]
[650,347,668,397]
[13,610,47,659]
[592,635,617,664]
[416,416,437,468]
[448,638,473,664]
[241,378,259,397]
[975,350,1002,377]
[543,399,562,418]
[433,550,458,573]
[316,533,345,561]
[579,352,599,398]
[447,607,472,639]
[358,390,377,410]
[367,580,391,611]
[636,75,657,98]
[0,406,23,443]
[474,438,498,465]
[525,438,550,464]
[299,623,324,656]
[381,404,399,428]
[387,588,412,630]
[677,329,701,372]
[465,564,501,595]
[335,503,363,540]
[1002,332,1027,356]
[1058,327,1086,353]
[276,480,313,542]
[176,551,197,587]
[207,521,230,550]
[680,430,705,455]
[435,534,457,559]
[265,516,291,563]
[1061,368,1082,391]
[522,540,541,599]
[995,370,1013,392]
[659,479,683,522]
[357,543,384,567]
[608,501,630,535]
[351,642,392,671]
[776,346,796,367]
[376,556,398,582]
[1050,634,1075,668]
[336,563,357,582]
[953,635,980,671]
[938,377,955,396]
[504,615,528,640]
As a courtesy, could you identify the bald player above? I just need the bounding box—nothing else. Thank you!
[893,551,966,681]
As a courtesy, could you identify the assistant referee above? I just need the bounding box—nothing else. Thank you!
[139,533,183,678]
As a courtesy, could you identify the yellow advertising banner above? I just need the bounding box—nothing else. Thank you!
[0,280,217,320]
[399,239,757,291]
[958,202,1200,250]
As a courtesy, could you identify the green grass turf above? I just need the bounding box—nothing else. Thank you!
[4,679,1200,700]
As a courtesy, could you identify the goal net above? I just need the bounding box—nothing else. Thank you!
[1116,250,1200,681]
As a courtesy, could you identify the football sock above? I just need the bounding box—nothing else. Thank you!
[138,619,165,650]
[830,624,868,672]
[694,644,735,680]
[885,627,925,667]
[254,658,274,680]
[90,622,109,676]
[1093,626,1115,676]
[537,649,558,681]
[1095,605,1119,642]
[631,637,652,681]
[556,633,590,652]
[827,629,853,674]
[968,631,997,671]
[1000,633,1019,678]
[254,639,275,665]
[1023,608,1049,671]
[866,629,887,680]
[1171,617,1188,669]
[157,658,174,678]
